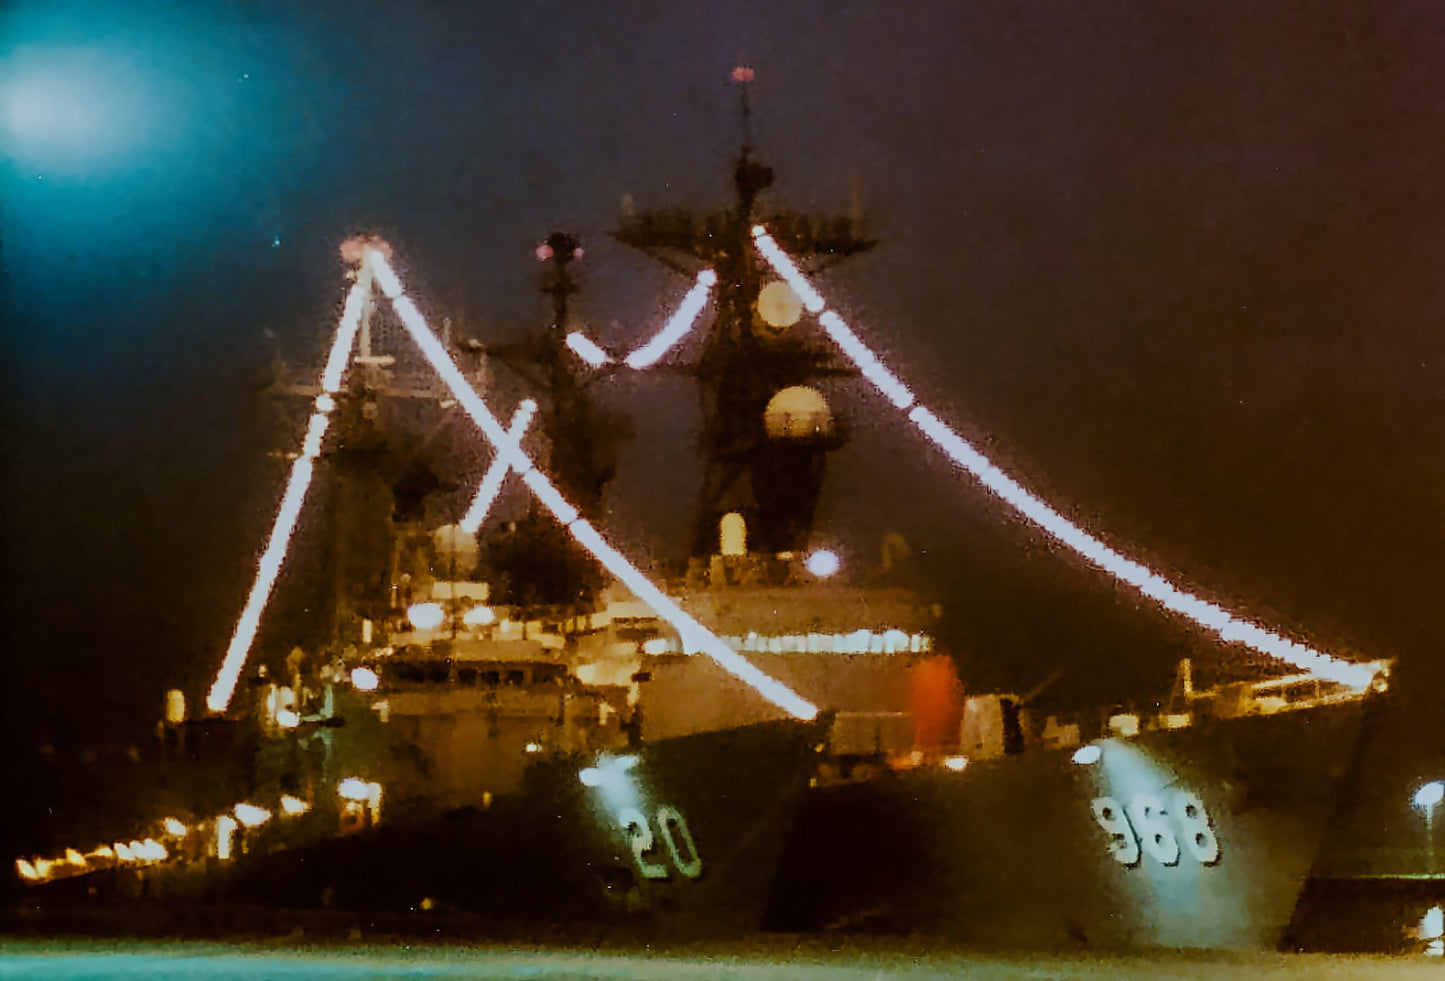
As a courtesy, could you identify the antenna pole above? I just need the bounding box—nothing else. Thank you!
[733,66,756,151]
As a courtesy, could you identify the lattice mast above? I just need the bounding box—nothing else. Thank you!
[614,70,875,558]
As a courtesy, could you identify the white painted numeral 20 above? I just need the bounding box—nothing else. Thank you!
[1090,792,1220,866]
[618,805,703,880]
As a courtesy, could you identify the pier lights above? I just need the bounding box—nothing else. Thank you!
[1414,781,1444,874]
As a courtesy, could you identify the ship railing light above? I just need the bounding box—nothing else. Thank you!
[1072,744,1103,765]
[280,795,310,816]
[462,605,497,627]
[215,815,237,860]
[163,817,188,837]
[135,839,167,862]
[338,777,382,803]
[406,602,446,631]
[233,803,272,828]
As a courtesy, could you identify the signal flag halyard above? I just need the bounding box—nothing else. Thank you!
[624,269,717,369]
[206,278,369,713]
[751,224,1375,689]
[459,400,537,534]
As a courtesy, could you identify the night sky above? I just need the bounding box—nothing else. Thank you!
[6,1,1445,746]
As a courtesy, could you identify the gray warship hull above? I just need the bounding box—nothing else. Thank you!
[769,701,1368,950]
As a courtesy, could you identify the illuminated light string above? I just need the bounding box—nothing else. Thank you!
[565,331,612,367]
[752,225,1374,689]
[206,280,370,713]
[624,269,717,369]
[366,249,817,720]
[459,400,537,534]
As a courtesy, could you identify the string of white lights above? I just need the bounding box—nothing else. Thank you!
[207,280,370,712]
[366,249,818,720]
[459,400,537,534]
[565,331,611,367]
[624,269,717,369]
[752,225,1373,688]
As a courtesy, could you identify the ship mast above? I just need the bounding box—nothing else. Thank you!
[482,233,625,610]
[614,69,875,559]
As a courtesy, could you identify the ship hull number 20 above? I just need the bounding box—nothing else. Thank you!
[1090,792,1221,866]
[619,805,703,880]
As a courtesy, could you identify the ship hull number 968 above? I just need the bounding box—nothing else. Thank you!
[1090,792,1221,867]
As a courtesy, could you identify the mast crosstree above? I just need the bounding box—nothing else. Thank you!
[614,69,874,558]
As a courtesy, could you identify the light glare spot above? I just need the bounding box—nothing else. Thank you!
[233,803,271,828]
[805,549,841,578]
[407,602,445,631]
[462,606,496,627]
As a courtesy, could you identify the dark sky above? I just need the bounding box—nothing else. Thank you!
[5,1,1445,742]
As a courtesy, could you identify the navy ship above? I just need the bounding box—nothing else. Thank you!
[9,226,825,937]
[596,74,1410,954]
[16,76,1432,953]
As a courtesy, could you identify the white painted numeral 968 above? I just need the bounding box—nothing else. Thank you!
[1172,790,1220,864]
[1127,794,1180,865]
[1090,797,1140,866]
[1091,792,1220,867]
